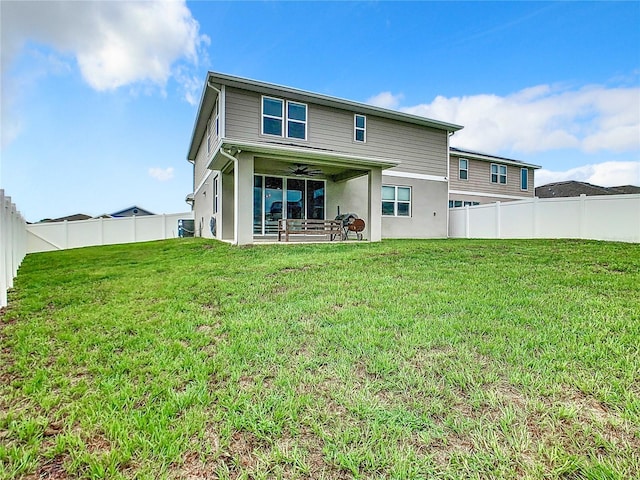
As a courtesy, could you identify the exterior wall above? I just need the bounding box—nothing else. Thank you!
[449,194,640,243]
[382,175,448,238]
[193,172,214,238]
[328,174,448,239]
[221,171,234,241]
[225,87,448,177]
[193,99,220,198]
[449,155,535,202]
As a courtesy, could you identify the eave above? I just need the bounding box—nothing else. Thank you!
[450,147,541,170]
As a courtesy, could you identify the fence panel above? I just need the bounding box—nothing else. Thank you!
[449,194,640,243]
[1,190,27,308]
[27,212,194,254]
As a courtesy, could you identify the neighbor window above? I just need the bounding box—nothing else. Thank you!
[449,200,479,208]
[354,114,366,142]
[521,168,528,190]
[382,185,411,217]
[262,96,307,140]
[459,158,468,180]
[491,164,507,184]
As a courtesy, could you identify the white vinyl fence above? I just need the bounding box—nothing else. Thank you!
[1,190,27,308]
[27,212,194,254]
[449,194,640,243]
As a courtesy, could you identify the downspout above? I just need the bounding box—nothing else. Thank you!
[219,148,241,245]
[207,80,225,140]
[446,131,454,238]
[208,81,226,139]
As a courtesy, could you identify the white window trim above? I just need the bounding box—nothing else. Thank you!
[382,185,412,217]
[286,100,308,140]
[354,114,366,143]
[459,158,468,180]
[213,175,219,214]
[520,168,528,191]
[261,96,284,137]
[261,96,308,141]
[491,163,507,185]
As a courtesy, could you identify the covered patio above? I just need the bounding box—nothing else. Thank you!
[207,140,398,245]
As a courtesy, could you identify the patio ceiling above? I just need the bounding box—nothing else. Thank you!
[209,140,399,183]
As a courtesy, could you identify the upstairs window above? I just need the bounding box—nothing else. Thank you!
[262,97,284,136]
[382,185,411,217]
[262,96,307,140]
[491,164,507,184]
[354,114,366,142]
[521,168,528,190]
[287,101,307,139]
[459,158,468,180]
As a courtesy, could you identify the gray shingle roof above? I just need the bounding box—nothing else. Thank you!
[535,181,640,198]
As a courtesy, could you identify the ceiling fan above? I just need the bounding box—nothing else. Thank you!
[287,164,323,177]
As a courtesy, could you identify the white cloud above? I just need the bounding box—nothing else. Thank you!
[535,161,640,187]
[1,0,208,92]
[366,91,404,109]
[391,84,640,155]
[148,167,175,182]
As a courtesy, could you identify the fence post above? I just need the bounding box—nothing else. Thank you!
[532,197,538,238]
[162,214,167,239]
[11,202,18,284]
[1,191,27,308]
[495,201,501,239]
[579,194,587,239]
[0,190,6,308]
[465,205,470,239]
[6,200,14,290]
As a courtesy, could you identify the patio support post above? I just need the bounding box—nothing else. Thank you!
[367,167,382,242]
[234,152,254,245]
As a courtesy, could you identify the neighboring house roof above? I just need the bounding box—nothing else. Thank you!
[535,181,640,198]
[450,147,541,169]
[38,213,92,223]
[187,71,464,162]
[109,206,155,217]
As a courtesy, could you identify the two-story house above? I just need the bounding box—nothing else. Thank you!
[186,72,463,245]
[448,147,541,207]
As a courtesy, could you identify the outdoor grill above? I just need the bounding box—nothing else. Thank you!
[334,213,365,240]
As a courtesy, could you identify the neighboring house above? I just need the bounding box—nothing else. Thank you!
[186,72,463,244]
[535,181,640,198]
[37,213,92,223]
[448,147,541,207]
[108,206,155,217]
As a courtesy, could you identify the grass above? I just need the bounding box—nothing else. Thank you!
[0,238,639,479]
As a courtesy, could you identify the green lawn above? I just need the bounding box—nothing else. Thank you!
[1,238,639,479]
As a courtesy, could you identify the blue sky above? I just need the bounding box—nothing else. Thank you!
[2,1,639,223]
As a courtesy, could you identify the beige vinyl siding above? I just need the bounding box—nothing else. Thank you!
[193,106,220,188]
[449,155,535,199]
[225,87,448,177]
[194,134,210,189]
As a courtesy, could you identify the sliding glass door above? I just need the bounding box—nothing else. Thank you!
[253,175,326,235]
